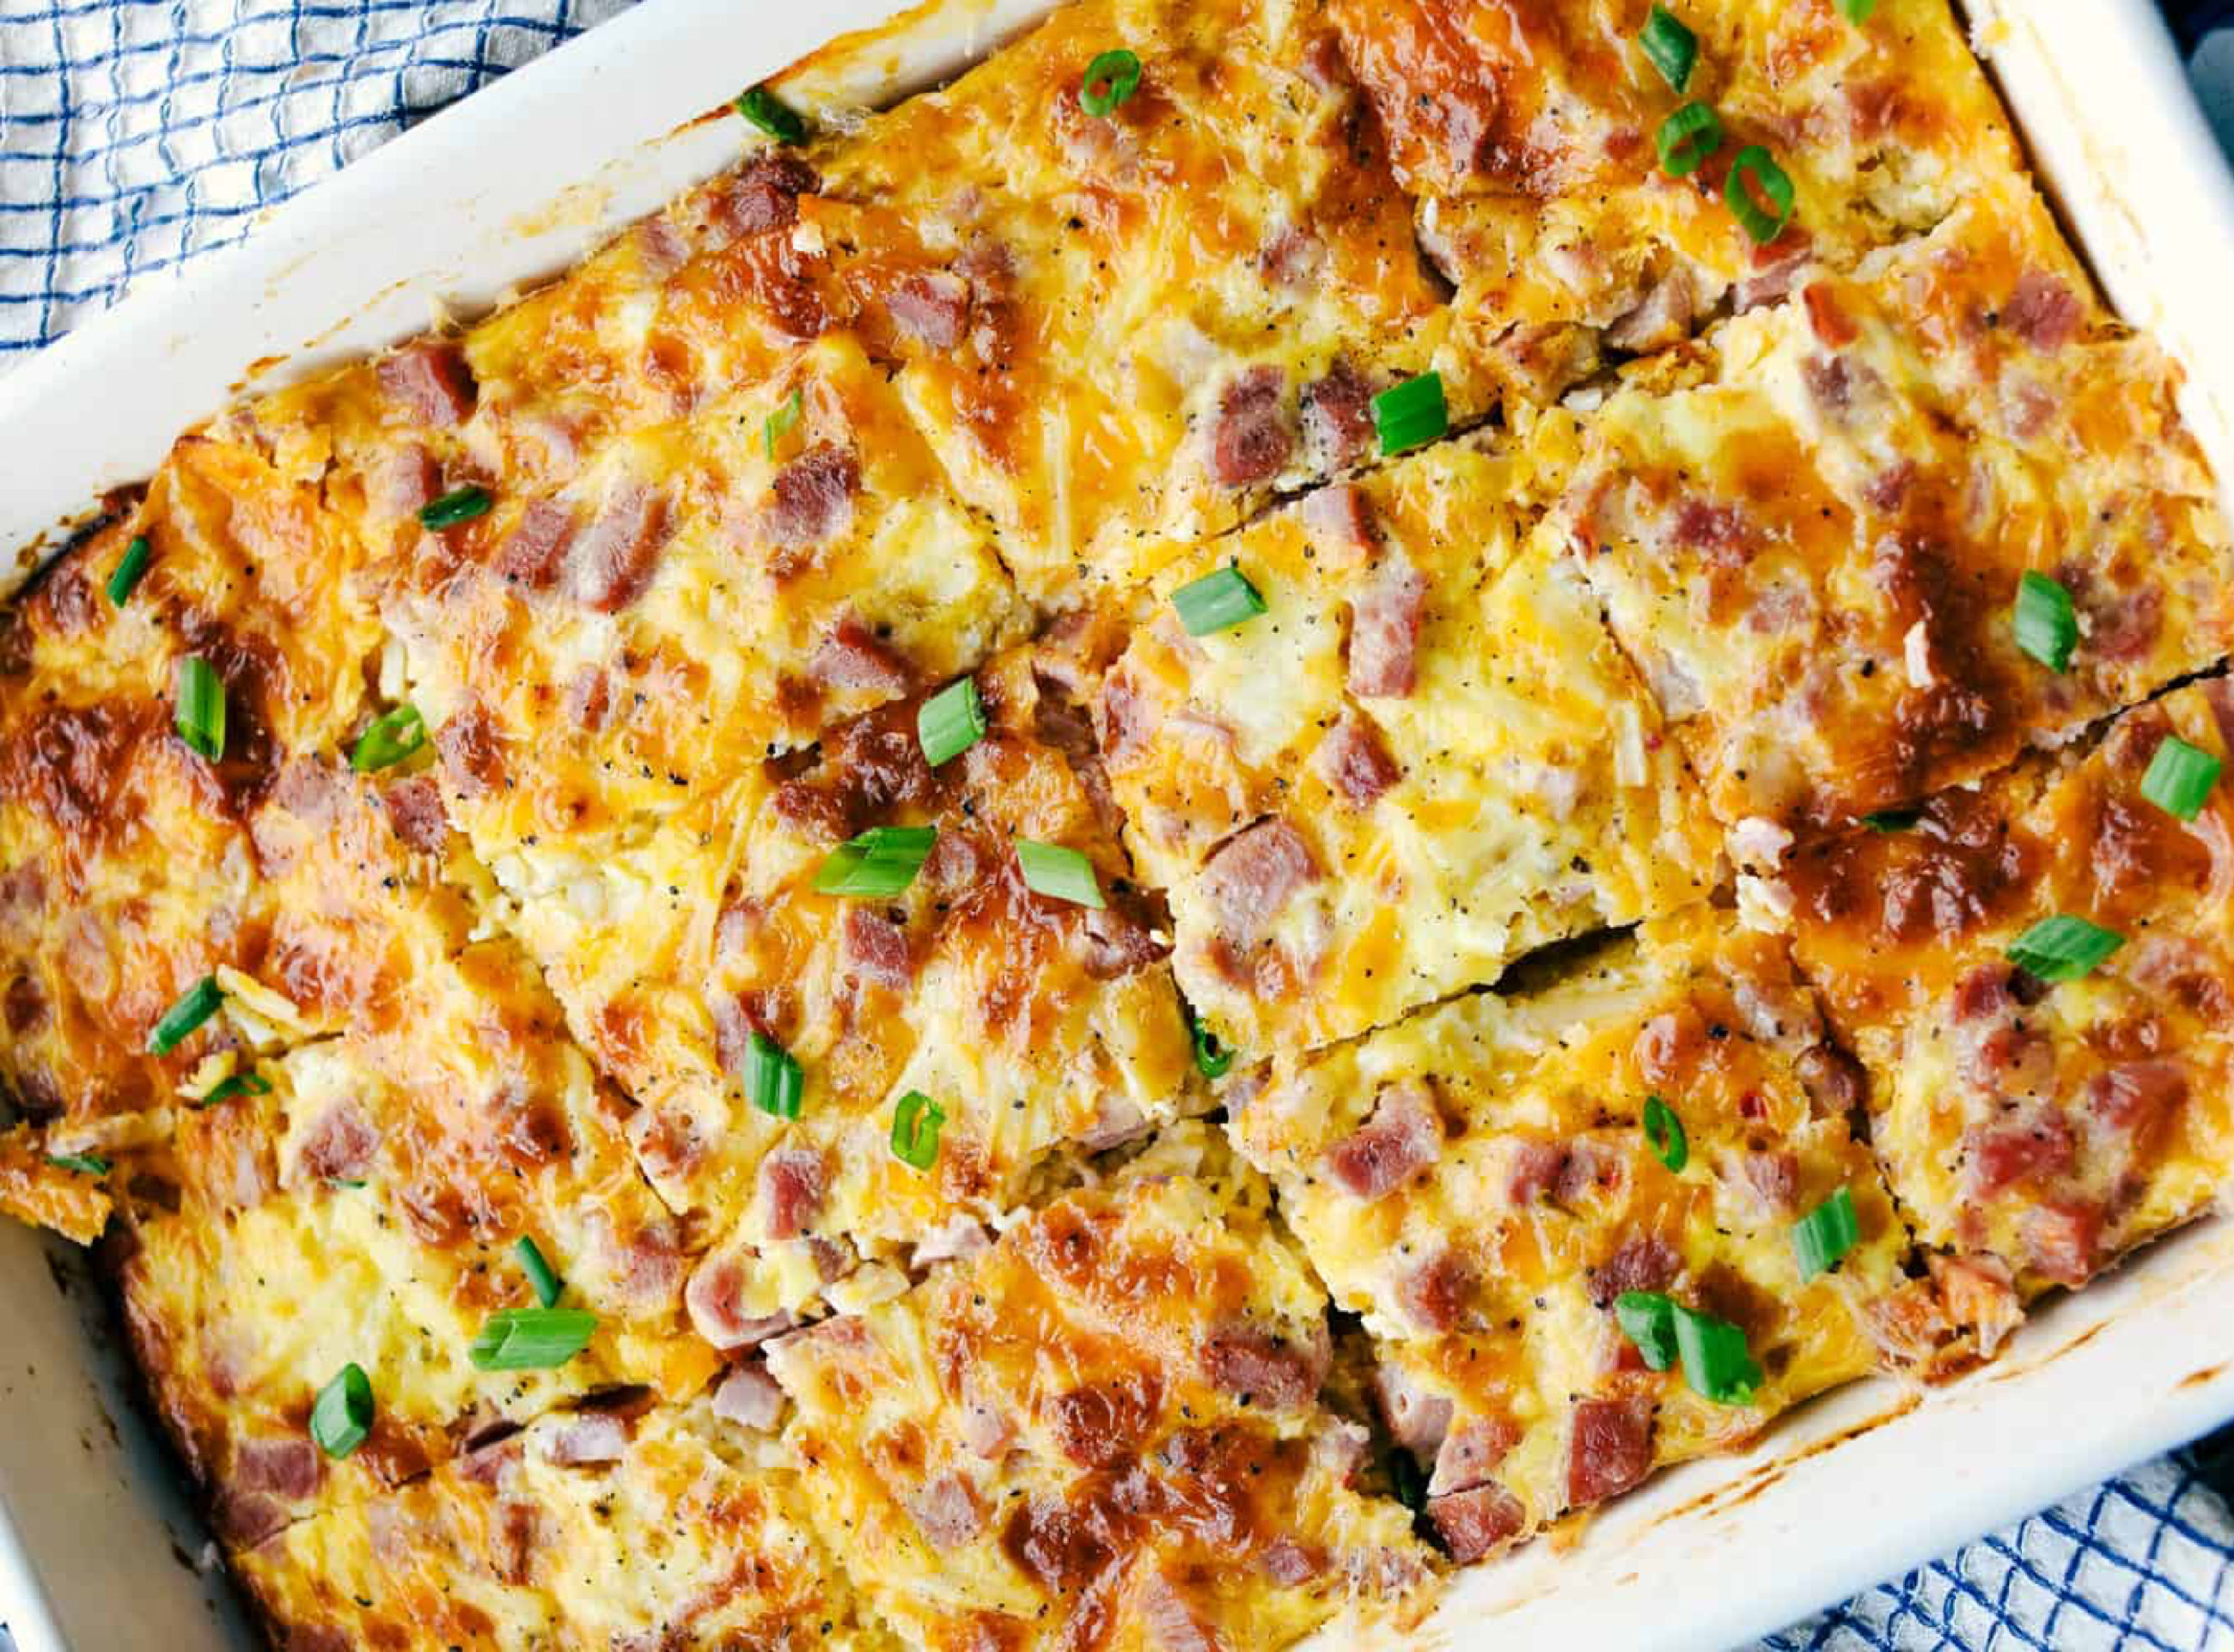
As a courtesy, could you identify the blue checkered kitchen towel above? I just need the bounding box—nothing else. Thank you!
[5,1,2234,1648]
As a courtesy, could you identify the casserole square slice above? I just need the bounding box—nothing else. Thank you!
[494,638,1201,1345]
[1558,183,2234,843]
[1328,0,2030,411]
[1099,431,1724,1057]
[766,1126,1437,1652]
[803,0,1462,601]
[234,1398,894,1652]
[1779,683,2234,1300]
[1230,906,1932,1561]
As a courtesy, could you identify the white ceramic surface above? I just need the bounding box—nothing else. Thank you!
[3,2,2232,1649]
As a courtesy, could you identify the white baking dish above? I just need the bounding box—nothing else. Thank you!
[4,1,2234,1649]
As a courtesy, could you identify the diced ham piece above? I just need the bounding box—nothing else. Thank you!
[1047,1373,1160,1468]
[1428,1484,1526,1563]
[711,1363,786,1432]
[1396,1247,1474,1335]
[684,1252,795,1350]
[544,1413,630,1466]
[2090,587,2164,664]
[1200,818,1319,951]
[1079,1093,1151,1153]
[810,613,915,694]
[1566,1395,1655,1506]
[1604,268,1697,354]
[887,271,973,350]
[1429,1416,1520,1497]
[232,1436,324,1501]
[1930,1253,2023,1357]
[382,774,449,853]
[913,1217,992,1271]
[1208,366,1295,490]
[1732,234,1812,314]
[1299,362,1376,468]
[841,905,914,992]
[378,444,441,518]
[1076,905,1169,981]
[493,497,577,591]
[903,1472,985,1552]
[1324,1082,1442,1200]
[635,214,689,279]
[1138,1572,1220,1652]
[2087,1060,2188,1136]
[1372,1365,1454,1457]
[296,1099,379,1185]
[1797,1045,1866,1115]
[1585,1232,1680,1310]
[759,1148,828,1241]
[1199,1320,1330,1411]
[1739,1150,1800,1217]
[2005,271,2081,353]
[1506,1139,1568,1204]
[1261,1538,1325,1586]
[958,1370,1016,1460]
[1967,1112,2074,1194]
[766,444,860,552]
[569,484,673,613]
[1300,483,1376,560]
[1315,714,1401,808]
[377,340,477,427]
[716,154,819,238]
[2023,1198,2103,1287]
[1346,553,1426,698]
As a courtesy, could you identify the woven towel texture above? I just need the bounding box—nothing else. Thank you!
[4,0,2234,1645]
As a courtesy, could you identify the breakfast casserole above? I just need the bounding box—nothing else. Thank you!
[2,0,2231,1647]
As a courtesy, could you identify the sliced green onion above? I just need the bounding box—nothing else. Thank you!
[736,84,808,144]
[765,388,803,460]
[516,1236,564,1309]
[2140,734,2222,821]
[1642,1095,1687,1173]
[1079,48,1143,118]
[418,486,491,531]
[1861,808,1922,833]
[45,1152,110,1177]
[746,1030,804,1119]
[175,655,226,761]
[150,975,224,1056]
[1655,101,1723,178]
[1371,371,1448,458]
[2007,913,2124,984]
[467,1308,599,1372]
[1171,564,1267,637]
[1191,1016,1235,1081]
[1389,1444,1429,1513]
[918,678,987,768]
[1614,1290,1679,1372]
[890,1090,946,1171]
[1724,145,1795,244]
[814,825,937,898]
[200,1071,272,1106]
[1639,6,1698,92]
[1016,839,1106,909]
[310,1363,375,1458]
[1792,1186,1859,1283]
[107,534,151,607]
[350,704,426,774]
[1674,1301,1762,1405]
[2013,570,2078,673]
[1837,0,1878,21]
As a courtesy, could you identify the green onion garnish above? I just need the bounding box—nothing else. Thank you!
[1639,6,1698,92]
[1616,1290,1761,1405]
[1016,840,1106,909]
[107,534,150,607]
[1724,145,1795,244]
[1389,1446,1429,1513]
[1792,1186,1859,1283]
[1655,101,1723,178]
[467,1308,599,1372]
[1079,48,1142,118]
[890,1090,946,1171]
[310,1363,375,1458]
[1862,808,1922,833]
[200,1071,272,1106]
[516,1236,564,1308]
[45,1152,110,1177]
[746,1030,804,1119]
[1191,1016,1235,1081]
[765,388,803,460]
[1171,564,1267,637]
[918,678,987,768]
[418,486,491,531]
[2007,913,2124,984]
[736,84,808,144]
[2140,734,2222,821]
[174,655,226,761]
[2013,570,2078,673]
[350,704,426,774]
[813,825,937,898]
[1837,0,1877,20]
[1371,371,1447,458]
[1642,1095,1687,1173]
[149,975,223,1056]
